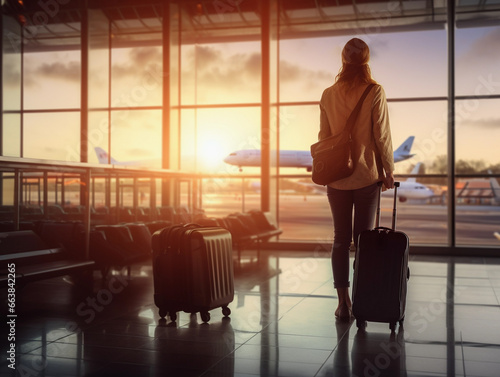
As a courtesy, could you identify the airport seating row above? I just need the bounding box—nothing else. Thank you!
[91,224,152,278]
[0,208,280,288]
[0,229,95,289]
[0,220,163,286]
[0,204,199,225]
[196,210,282,264]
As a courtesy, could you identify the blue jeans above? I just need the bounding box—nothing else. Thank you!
[327,182,379,288]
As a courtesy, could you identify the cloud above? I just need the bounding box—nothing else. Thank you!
[192,45,220,66]
[2,61,21,86]
[192,47,262,87]
[279,60,303,81]
[130,47,162,65]
[22,58,80,87]
[36,61,80,81]
[19,42,348,97]
[188,45,331,89]
[281,60,332,83]
[469,28,500,58]
[243,52,261,78]
[460,117,500,129]
[112,47,162,78]
[458,27,500,64]
[24,45,162,87]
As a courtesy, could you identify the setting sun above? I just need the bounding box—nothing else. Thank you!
[196,135,231,173]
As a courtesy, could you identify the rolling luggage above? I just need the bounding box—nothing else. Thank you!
[152,224,234,323]
[352,182,410,332]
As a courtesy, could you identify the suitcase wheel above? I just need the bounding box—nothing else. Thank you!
[169,312,177,322]
[356,319,366,329]
[200,311,211,323]
[222,306,231,317]
[389,322,396,332]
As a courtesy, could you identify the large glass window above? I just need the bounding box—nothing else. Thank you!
[88,8,110,110]
[180,107,261,173]
[455,26,500,97]
[454,25,500,247]
[2,34,21,111]
[278,30,450,245]
[23,50,81,110]
[88,111,110,164]
[3,14,22,157]
[455,98,500,165]
[279,30,448,103]
[181,41,261,106]
[109,109,162,168]
[23,112,80,161]
[2,114,21,157]
[111,46,162,108]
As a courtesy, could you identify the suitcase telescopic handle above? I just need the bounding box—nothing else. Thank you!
[376,181,382,228]
[392,181,400,230]
[376,181,400,230]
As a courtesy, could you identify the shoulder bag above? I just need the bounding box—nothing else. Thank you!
[310,84,375,185]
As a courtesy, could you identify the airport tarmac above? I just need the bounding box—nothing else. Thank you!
[201,193,500,248]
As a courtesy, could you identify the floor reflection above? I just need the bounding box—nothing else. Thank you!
[152,315,235,375]
[330,320,353,376]
[351,327,407,377]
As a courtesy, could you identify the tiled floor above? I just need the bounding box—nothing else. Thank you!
[2,251,500,376]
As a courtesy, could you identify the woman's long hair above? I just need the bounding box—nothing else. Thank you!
[335,38,377,89]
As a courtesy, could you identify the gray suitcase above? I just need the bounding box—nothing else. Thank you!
[152,224,234,323]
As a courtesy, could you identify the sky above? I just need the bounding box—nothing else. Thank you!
[3,24,500,175]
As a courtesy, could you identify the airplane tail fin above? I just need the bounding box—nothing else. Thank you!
[94,147,118,164]
[406,162,423,183]
[395,136,415,155]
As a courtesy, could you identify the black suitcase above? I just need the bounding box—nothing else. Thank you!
[352,182,410,332]
[152,224,234,323]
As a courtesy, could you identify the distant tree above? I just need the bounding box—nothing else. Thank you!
[427,155,500,174]
[422,155,499,185]
[455,159,488,174]
[428,155,447,175]
[486,163,500,174]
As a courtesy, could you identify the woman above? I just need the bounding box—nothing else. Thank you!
[318,38,395,320]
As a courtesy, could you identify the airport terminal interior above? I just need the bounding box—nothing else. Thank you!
[3,252,500,377]
[1,0,500,376]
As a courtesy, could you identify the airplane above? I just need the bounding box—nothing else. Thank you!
[94,147,158,167]
[95,147,122,165]
[224,136,415,171]
[381,162,434,202]
[393,135,415,163]
[248,161,434,202]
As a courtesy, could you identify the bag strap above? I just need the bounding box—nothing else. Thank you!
[345,83,375,137]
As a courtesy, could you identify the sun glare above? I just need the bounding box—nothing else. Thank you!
[197,137,229,173]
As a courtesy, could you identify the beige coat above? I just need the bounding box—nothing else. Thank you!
[319,82,394,190]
